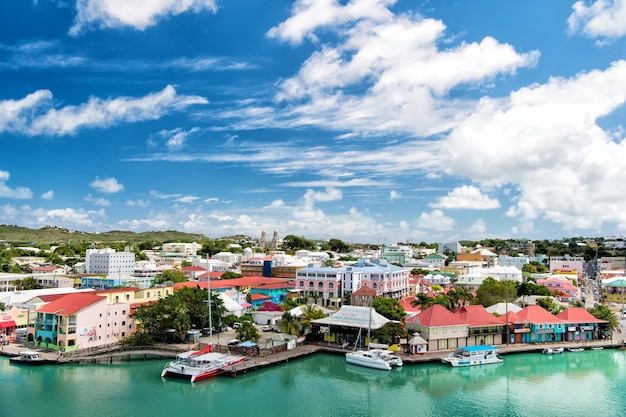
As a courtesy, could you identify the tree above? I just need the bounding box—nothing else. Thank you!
[0,302,6,311]
[154,269,187,285]
[236,322,260,342]
[373,322,407,346]
[278,312,302,336]
[411,293,435,310]
[281,235,317,252]
[373,297,405,321]
[453,286,475,306]
[299,305,327,332]
[324,238,350,253]
[535,297,562,315]
[220,271,243,280]
[410,268,431,276]
[475,278,517,307]
[588,305,618,331]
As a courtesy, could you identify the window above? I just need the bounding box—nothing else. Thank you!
[299,281,304,287]
[329,283,334,289]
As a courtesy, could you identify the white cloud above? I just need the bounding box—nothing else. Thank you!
[269,1,538,137]
[152,127,200,151]
[465,218,487,235]
[70,0,218,34]
[568,0,626,40]
[90,177,124,194]
[0,85,208,136]
[126,199,149,207]
[389,190,402,201]
[41,191,54,200]
[84,194,111,206]
[0,204,106,228]
[176,196,200,203]
[265,199,285,209]
[444,60,626,230]
[0,170,33,199]
[416,209,455,231]
[430,185,500,210]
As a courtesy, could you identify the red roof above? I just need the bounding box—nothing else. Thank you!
[249,293,272,301]
[399,296,421,313]
[515,305,563,324]
[94,287,140,294]
[416,304,466,327]
[38,294,70,303]
[182,266,207,271]
[353,285,377,297]
[556,307,608,323]
[455,305,505,326]
[37,293,106,315]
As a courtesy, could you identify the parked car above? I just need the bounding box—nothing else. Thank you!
[262,325,273,332]
[226,339,241,346]
[232,322,243,329]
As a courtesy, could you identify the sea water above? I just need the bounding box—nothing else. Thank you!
[2,349,626,417]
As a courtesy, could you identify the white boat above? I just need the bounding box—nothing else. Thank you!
[440,345,504,367]
[591,347,604,350]
[345,348,403,370]
[9,349,47,366]
[542,347,564,354]
[568,347,585,352]
[161,344,246,382]
[345,290,403,371]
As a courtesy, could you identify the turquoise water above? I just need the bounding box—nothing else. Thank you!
[2,350,626,417]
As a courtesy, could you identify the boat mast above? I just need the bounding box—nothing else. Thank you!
[207,253,213,345]
[367,284,373,350]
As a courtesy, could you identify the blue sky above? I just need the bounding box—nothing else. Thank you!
[2,0,626,245]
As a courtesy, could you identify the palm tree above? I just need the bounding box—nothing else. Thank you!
[411,293,435,310]
[454,286,475,306]
[300,304,326,333]
[278,312,302,336]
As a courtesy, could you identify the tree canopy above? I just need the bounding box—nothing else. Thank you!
[373,297,405,321]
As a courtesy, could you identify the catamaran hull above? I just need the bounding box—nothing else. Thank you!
[345,352,392,370]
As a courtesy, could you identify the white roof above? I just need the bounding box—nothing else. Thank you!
[311,305,389,330]
[288,304,333,317]
[485,303,522,315]
[218,292,243,313]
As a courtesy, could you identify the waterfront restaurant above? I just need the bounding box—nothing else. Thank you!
[310,305,390,348]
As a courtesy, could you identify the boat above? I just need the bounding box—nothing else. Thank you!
[345,289,403,371]
[9,350,48,366]
[440,345,504,367]
[568,347,585,352]
[161,344,246,382]
[345,348,403,370]
[591,347,604,350]
[542,347,564,354]
[161,259,245,382]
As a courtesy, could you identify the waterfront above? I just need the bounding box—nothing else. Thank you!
[3,349,626,417]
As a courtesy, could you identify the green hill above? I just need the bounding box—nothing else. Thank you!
[0,225,207,245]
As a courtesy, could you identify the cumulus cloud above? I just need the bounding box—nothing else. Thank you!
[41,190,54,200]
[268,0,538,137]
[568,0,626,40]
[0,170,33,199]
[416,209,455,231]
[443,60,626,230]
[0,204,106,228]
[465,218,487,235]
[430,185,500,210]
[0,85,208,136]
[70,0,218,34]
[90,177,124,193]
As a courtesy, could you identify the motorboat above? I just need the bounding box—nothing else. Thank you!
[440,345,504,367]
[542,347,564,354]
[590,347,604,350]
[345,348,403,370]
[161,344,246,382]
[9,350,48,366]
[568,347,585,352]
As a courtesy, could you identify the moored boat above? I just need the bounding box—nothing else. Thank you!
[161,344,246,383]
[345,348,403,370]
[568,347,584,352]
[9,350,48,366]
[440,345,503,367]
[542,347,564,354]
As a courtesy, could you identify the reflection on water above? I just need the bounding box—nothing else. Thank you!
[3,349,626,417]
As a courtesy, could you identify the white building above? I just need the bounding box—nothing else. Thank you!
[161,242,201,255]
[85,248,135,276]
[498,255,530,271]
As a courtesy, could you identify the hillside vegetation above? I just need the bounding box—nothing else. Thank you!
[0,225,207,245]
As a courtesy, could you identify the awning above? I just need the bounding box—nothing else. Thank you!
[0,321,16,329]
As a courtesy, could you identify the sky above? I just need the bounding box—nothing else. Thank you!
[2,0,626,245]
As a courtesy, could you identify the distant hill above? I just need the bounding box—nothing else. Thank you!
[0,225,208,245]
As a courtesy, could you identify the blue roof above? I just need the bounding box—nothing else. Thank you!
[239,341,258,347]
[459,345,499,352]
